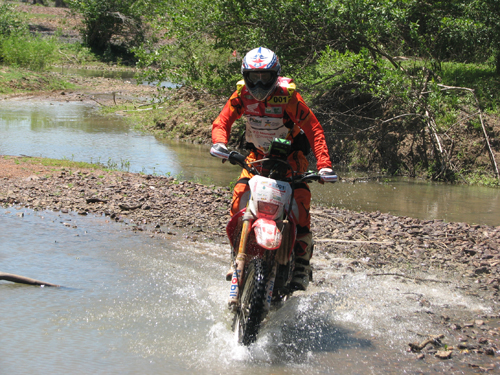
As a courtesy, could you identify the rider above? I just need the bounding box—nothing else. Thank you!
[211,47,335,291]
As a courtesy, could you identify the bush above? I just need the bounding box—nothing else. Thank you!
[0,3,28,37]
[1,34,57,71]
[67,0,147,57]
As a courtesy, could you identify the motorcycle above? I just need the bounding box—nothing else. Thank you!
[210,138,337,346]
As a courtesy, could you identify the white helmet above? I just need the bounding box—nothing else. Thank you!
[241,47,281,101]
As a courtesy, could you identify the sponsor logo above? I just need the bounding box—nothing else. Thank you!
[264,120,274,127]
[229,270,240,298]
[229,281,238,298]
[246,103,259,114]
[248,117,262,124]
[276,183,287,191]
[265,107,282,115]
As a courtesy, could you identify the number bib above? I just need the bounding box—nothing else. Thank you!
[245,116,288,154]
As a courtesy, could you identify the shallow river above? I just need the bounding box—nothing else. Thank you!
[0,99,498,374]
[1,208,493,374]
[0,100,498,226]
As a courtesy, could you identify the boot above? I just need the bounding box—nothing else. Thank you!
[291,232,313,291]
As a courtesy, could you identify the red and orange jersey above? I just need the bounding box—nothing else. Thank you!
[212,77,332,170]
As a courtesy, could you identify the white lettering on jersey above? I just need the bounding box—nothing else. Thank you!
[245,116,288,153]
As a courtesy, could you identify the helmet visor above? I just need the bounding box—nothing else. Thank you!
[247,71,273,85]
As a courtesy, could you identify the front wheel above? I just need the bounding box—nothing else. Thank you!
[232,258,267,345]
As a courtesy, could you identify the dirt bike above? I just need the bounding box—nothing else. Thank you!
[210,138,337,346]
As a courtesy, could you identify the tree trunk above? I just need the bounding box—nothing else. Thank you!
[32,0,46,5]
[0,272,60,287]
[496,51,500,76]
[55,0,68,7]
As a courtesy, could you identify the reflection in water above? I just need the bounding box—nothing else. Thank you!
[311,178,500,226]
[0,101,180,175]
[158,139,242,185]
[0,100,498,226]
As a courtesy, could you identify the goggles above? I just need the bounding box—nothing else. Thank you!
[247,71,273,85]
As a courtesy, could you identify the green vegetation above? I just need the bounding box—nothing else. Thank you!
[66,0,149,62]
[18,156,104,170]
[0,0,498,185]
[0,2,101,93]
[131,0,500,185]
[2,155,132,173]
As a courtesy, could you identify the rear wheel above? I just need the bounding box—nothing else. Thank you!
[232,258,267,345]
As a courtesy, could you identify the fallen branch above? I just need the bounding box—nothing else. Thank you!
[409,334,445,352]
[367,272,452,284]
[86,197,108,204]
[0,272,60,287]
[316,238,394,245]
[381,113,422,124]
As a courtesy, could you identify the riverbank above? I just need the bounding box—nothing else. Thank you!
[1,155,499,368]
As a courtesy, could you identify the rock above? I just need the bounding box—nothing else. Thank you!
[434,350,452,359]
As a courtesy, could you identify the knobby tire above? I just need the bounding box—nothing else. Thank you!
[233,258,267,346]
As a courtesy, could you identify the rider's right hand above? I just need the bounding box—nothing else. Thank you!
[210,143,230,159]
[318,167,338,183]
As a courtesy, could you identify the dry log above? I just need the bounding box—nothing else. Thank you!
[0,272,60,287]
[316,238,394,245]
[409,334,445,352]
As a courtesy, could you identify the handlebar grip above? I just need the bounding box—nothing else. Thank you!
[228,151,247,166]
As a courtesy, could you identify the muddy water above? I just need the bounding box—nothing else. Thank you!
[1,100,499,226]
[1,208,494,374]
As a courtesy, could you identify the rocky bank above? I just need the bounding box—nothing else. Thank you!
[1,155,499,369]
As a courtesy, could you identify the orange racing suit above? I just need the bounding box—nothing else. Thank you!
[212,77,332,235]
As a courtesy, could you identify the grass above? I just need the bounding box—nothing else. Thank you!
[439,62,500,113]
[0,65,76,94]
[3,155,132,173]
[18,156,105,170]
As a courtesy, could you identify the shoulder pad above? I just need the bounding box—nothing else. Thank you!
[236,80,245,96]
[287,82,296,98]
[279,77,296,98]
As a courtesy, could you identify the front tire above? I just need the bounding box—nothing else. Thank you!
[232,258,267,345]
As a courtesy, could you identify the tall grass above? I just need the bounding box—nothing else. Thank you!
[0,34,57,71]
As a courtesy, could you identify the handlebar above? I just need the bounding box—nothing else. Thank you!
[210,144,337,183]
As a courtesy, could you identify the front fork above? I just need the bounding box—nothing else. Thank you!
[228,212,253,308]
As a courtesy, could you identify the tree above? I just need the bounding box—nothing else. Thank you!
[67,0,149,54]
[470,0,500,74]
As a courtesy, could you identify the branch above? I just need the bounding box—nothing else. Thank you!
[0,272,60,287]
[367,272,452,284]
[409,335,445,352]
[316,238,394,245]
[381,113,422,124]
[435,85,499,180]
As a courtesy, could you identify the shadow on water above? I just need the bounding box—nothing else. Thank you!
[258,292,373,364]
